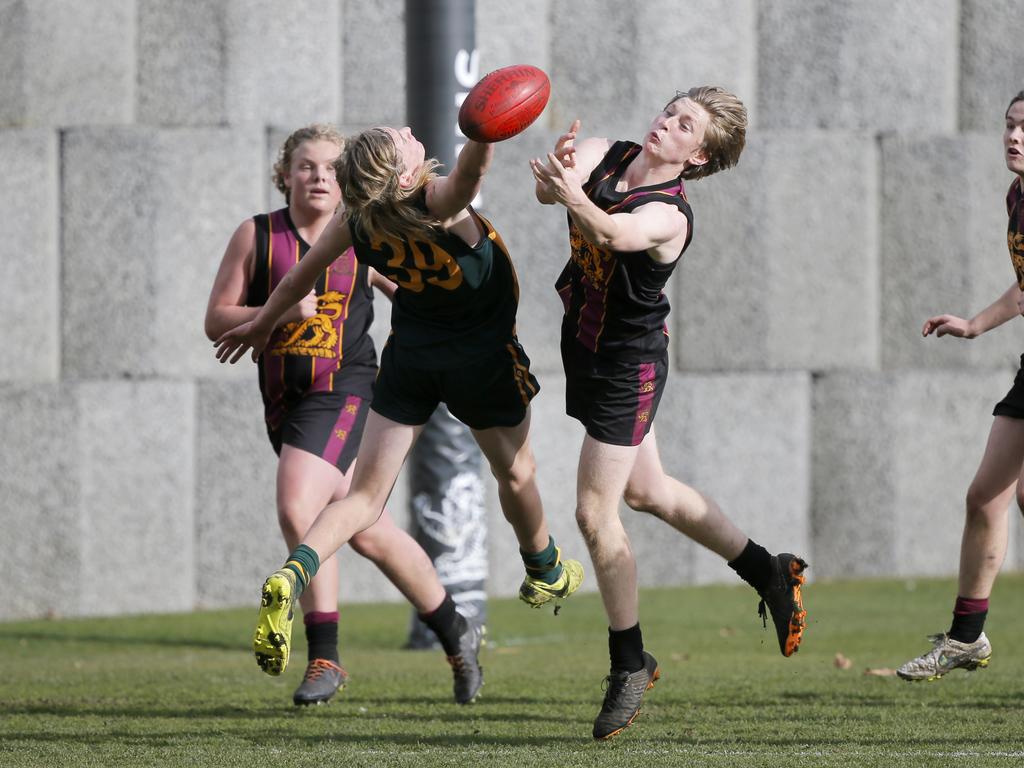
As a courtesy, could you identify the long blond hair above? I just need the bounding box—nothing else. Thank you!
[335,128,442,243]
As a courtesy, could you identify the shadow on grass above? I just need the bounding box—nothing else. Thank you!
[0,699,592,726]
[5,727,1024,752]
[0,730,589,748]
[775,689,1024,709]
[0,629,244,652]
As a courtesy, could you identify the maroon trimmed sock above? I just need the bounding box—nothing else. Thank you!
[948,597,988,643]
[304,611,340,663]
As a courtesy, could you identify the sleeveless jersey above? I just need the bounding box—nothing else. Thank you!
[347,202,520,370]
[555,140,694,361]
[1008,177,1024,288]
[246,208,377,428]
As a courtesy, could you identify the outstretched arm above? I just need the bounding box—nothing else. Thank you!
[215,208,353,363]
[923,281,1023,339]
[426,139,494,221]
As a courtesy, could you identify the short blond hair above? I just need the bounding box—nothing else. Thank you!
[272,124,345,201]
[666,87,747,180]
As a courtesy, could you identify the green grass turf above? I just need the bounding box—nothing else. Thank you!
[2,575,1024,767]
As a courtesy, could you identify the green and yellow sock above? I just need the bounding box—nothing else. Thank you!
[521,536,563,585]
[283,544,320,597]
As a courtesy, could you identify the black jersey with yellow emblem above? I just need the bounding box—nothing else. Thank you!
[347,201,520,370]
[556,140,694,362]
[1008,177,1024,288]
[247,208,377,429]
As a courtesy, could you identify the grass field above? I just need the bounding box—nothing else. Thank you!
[2,575,1024,767]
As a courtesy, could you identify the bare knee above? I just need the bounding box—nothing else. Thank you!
[277,501,316,543]
[965,483,1008,526]
[345,502,389,561]
[574,505,603,548]
[490,449,537,494]
[349,529,380,560]
[623,483,659,515]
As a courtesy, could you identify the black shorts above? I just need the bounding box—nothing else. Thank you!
[563,342,668,447]
[267,391,370,473]
[993,354,1024,419]
[371,337,540,430]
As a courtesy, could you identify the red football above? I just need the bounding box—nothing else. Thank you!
[458,64,551,143]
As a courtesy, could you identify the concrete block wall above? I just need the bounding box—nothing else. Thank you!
[813,371,1018,579]
[1,0,1021,620]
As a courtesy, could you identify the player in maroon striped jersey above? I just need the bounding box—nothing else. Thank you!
[897,91,1024,682]
[532,88,807,739]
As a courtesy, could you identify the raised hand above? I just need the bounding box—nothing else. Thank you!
[553,119,581,169]
[530,151,586,208]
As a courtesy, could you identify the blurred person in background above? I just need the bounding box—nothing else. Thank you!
[897,90,1024,682]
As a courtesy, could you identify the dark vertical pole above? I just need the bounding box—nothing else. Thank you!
[404,0,488,648]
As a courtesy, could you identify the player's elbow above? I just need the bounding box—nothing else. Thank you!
[203,314,221,342]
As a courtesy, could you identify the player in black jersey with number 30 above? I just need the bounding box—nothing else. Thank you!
[531,87,808,740]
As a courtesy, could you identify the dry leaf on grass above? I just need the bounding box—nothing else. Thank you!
[834,652,854,670]
[864,667,898,677]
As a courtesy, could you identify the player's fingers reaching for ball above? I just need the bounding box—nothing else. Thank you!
[530,156,556,182]
[554,119,581,167]
[547,152,572,178]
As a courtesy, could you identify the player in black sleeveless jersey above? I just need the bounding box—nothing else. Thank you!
[532,88,808,740]
[896,91,1024,683]
[215,125,584,698]
[205,125,480,705]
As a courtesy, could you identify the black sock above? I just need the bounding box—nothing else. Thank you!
[419,593,466,656]
[728,539,773,593]
[609,623,644,673]
[305,620,339,663]
[949,611,988,643]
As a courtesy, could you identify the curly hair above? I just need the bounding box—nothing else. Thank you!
[666,86,747,181]
[335,128,442,244]
[272,124,345,202]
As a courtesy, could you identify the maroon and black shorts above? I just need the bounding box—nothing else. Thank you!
[267,391,370,474]
[993,354,1024,419]
[562,341,668,447]
[371,337,540,430]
